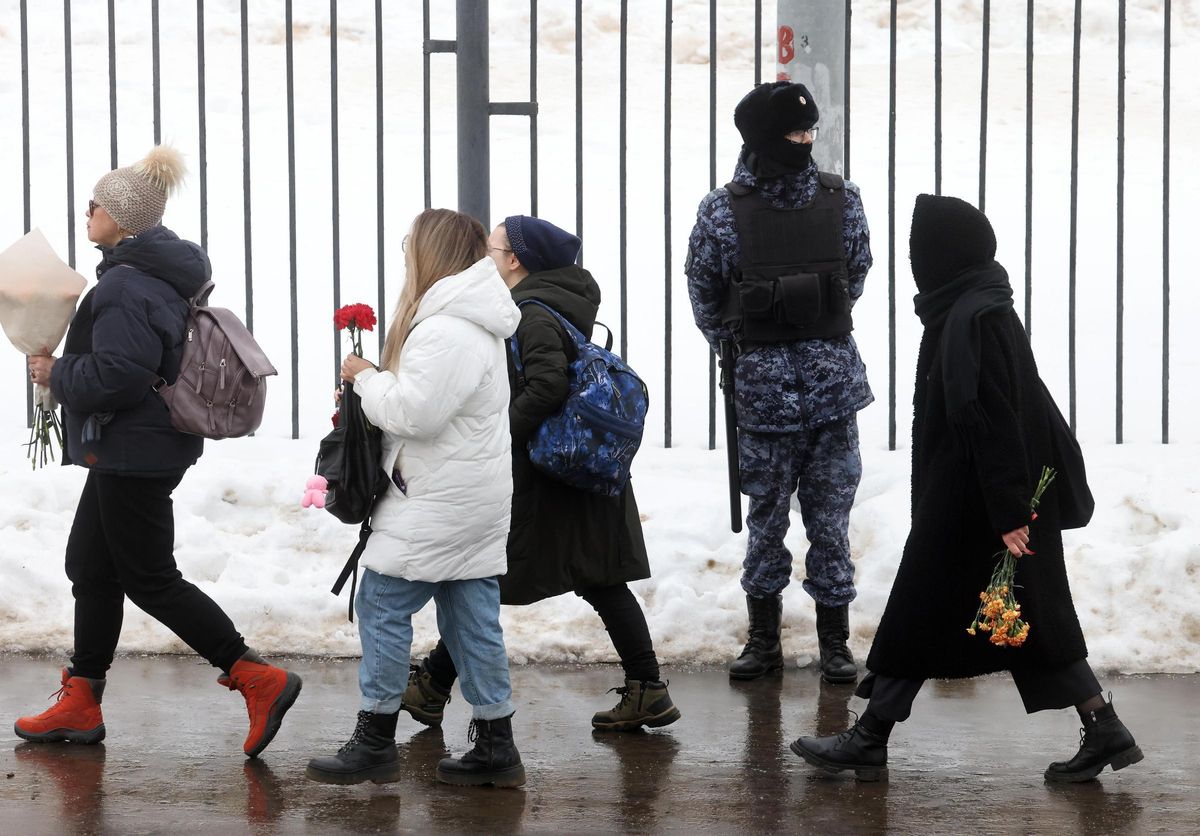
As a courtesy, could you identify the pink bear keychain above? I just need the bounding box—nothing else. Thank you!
[301,475,328,509]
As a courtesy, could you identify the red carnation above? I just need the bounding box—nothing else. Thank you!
[334,303,376,332]
[334,303,376,357]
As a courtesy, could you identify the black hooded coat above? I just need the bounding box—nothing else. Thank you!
[865,198,1089,680]
[499,266,651,605]
[50,226,208,475]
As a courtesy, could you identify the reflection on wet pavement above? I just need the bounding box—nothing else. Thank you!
[0,655,1192,833]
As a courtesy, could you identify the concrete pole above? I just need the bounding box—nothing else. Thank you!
[456,0,490,225]
[776,0,846,175]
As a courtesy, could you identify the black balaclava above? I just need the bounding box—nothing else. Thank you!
[734,81,819,177]
[909,194,998,292]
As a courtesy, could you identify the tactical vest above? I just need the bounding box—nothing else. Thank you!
[721,171,853,343]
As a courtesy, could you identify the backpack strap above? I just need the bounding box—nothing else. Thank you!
[152,281,216,393]
[330,514,373,623]
[507,299,589,377]
[191,280,215,308]
[591,321,615,352]
[515,299,588,344]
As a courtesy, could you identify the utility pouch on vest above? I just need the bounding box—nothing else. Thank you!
[722,172,853,343]
[775,271,823,326]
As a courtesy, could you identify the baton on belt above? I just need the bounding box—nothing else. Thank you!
[719,339,742,533]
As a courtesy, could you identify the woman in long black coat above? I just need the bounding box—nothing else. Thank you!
[789,195,1141,783]
[403,216,680,734]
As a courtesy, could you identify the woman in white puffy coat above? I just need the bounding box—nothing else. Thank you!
[306,209,525,789]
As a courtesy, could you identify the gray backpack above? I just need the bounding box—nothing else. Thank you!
[159,280,277,439]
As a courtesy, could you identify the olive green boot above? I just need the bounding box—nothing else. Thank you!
[591,679,682,732]
[400,662,452,727]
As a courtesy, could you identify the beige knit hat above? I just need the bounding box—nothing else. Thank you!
[92,145,187,235]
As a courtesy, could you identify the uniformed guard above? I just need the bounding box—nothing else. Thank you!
[685,81,873,683]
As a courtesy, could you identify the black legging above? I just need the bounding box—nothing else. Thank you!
[425,582,661,686]
[66,470,248,679]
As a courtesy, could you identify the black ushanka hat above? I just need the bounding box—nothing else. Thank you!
[734,81,819,175]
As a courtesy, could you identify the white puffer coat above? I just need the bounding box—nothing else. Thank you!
[353,257,521,582]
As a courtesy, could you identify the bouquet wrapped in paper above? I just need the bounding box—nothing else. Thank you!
[0,229,87,467]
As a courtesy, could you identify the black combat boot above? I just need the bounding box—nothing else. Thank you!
[789,718,888,782]
[436,715,526,787]
[816,603,858,684]
[305,710,401,785]
[1044,701,1143,782]
[400,661,452,727]
[729,594,784,680]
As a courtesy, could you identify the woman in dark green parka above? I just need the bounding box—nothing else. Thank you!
[789,195,1142,784]
[402,216,680,735]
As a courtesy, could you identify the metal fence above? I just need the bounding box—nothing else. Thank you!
[5,1,1182,449]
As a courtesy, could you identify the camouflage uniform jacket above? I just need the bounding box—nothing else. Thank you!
[685,157,874,432]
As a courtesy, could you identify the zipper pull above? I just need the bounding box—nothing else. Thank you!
[219,358,227,390]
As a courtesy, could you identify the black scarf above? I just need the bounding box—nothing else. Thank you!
[913,261,1014,422]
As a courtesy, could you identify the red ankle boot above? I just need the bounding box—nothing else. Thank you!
[218,653,302,758]
[14,669,106,744]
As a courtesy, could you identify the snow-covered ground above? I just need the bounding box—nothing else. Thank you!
[0,1,1196,672]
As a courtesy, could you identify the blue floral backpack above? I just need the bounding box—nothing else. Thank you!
[508,300,648,497]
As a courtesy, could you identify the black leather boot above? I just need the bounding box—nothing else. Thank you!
[789,720,888,782]
[729,594,784,680]
[305,711,400,785]
[816,604,858,684]
[1044,701,1143,782]
[436,715,526,787]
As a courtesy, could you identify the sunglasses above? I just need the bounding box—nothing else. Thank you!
[87,199,99,217]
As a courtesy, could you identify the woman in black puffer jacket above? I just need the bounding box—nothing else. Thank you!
[16,147,299,759]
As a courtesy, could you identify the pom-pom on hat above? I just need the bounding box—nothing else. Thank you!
[503,215,581,273]
[734,81,819,147]
[92,145,187,236]
[909,194,998,292]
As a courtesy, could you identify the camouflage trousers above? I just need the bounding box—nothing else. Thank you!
[738,416,862,606]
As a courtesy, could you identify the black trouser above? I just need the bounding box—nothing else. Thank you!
[857,659,1103,723]
[65,470,248,679]
[425,582,661,685]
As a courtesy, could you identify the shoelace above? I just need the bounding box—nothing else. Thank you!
[48,681,73,702]
[606,685,634,711]
[466,720,497,769]
[831,710,864,749]
[339,713,372,753]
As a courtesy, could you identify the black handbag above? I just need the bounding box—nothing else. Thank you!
[315,382,391,621]
[315,382,390,525]
[1039,379,1095,530]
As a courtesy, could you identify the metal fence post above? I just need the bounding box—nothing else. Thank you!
[457,0,490,226]
[775,0,847,176]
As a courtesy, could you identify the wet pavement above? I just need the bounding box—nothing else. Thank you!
[0,654,1195,834]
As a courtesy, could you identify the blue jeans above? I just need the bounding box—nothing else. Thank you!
[356,569,515,720]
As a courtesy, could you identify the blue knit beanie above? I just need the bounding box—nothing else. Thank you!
[504,215,581,273]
